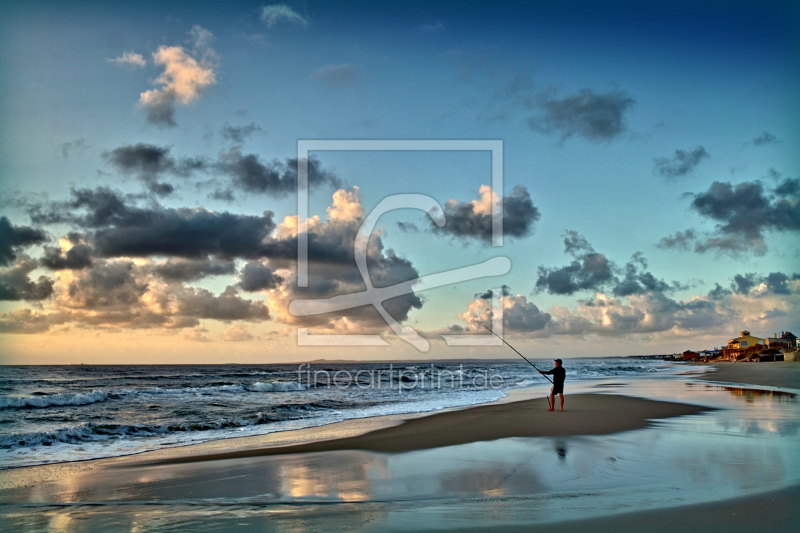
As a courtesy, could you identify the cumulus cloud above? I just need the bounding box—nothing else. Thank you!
[238,261,282,292]
[27,187,277,260]
[260,4,308,28]
[653,146,709,180]
[750,131,780,146]
[220,122,265,143]
[222,323,254,341]
[311,64,361,88]
[535,231,614,295]
[152,258,235,282]
[435,185,540,243]
[107,51,146,68]
[138,27,217,127]
[0,256,54,301]
[528,89,635,142]
[40,236,94,270]
[267,188,423,333]
[659,179,800,255]
[215,149,340,197]
[102,143,207,196]
[0,216,48,266]
[457,293,552,333]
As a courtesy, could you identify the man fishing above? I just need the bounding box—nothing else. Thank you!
[539,359,565,411]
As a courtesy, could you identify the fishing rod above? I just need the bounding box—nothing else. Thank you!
[484,326,553,408]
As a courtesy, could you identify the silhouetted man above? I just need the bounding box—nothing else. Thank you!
[540,359,565,411]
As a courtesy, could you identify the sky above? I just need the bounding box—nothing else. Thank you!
[0,0,798,363]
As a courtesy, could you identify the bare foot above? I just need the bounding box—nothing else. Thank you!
[547,408,555,411]
[559,409,564,411]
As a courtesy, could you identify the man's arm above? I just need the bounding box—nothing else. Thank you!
[540,368,555,375]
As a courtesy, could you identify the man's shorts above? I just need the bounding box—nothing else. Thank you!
[552,383,564,395]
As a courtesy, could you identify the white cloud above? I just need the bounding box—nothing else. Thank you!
[107,51,146,68]
[138,27,218,127]
[222,324,255,341]
[310,64,361,88]
[260,4,308,28]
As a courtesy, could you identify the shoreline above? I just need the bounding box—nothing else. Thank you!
[149,393,710,465]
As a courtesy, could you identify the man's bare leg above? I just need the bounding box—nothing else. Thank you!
[548,393,555,411]
[559,393,564,411]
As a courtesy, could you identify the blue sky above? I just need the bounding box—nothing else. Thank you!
[1,1,798,363]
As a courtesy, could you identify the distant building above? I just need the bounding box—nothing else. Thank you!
[781,331,797,349]
[723,330,765,360]
[682,350,701,360]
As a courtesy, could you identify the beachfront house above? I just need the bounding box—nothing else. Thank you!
[723,330,765,360]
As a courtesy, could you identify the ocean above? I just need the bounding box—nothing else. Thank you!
[0,359,671,469]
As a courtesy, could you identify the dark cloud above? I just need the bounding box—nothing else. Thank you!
[0,308,69,334]
[503,297,551,332]
[0,256,54,301]
[535,231,614,295]
[60,138,88,159]
[653,146,709,180]
[216,149,340,197]
[238,261,282,292]
[475,285,511,299]
[528,89,635,142]
[29,187,277,260]
[152,258,236,282]
[657,229,696,251]
[102,143,207,196]
[659,179,800,255]
[436,185,540,242]
[310,64,361,88]
[730,271,798,296]
[40,243,93,270]
[220,122,265,143]
[0,217,48,266]
[612,253,673,297]
[175,285,270,322]
[707,283,732,301]
[397,221,419,233]
[751,131,780,146]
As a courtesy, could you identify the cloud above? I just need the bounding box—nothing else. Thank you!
[138,27,217,127]
[220,122,265,143]
[419,21,446,33]
[152,258,235,282]
[731,271,799,296]
[457,293,552,333]
[435,185,540,243]
[102,143,207,196]
[260,4,308,28]
[528,89,635,142]
[396,221,419,233]
[28,187,277,260]
[175,285,270,322]
[750,131,780,146]
[611,252,676,297]
[653,146,709,180]
[656,229,696,251]
[0,216,48,267]
[238,261,282,292]
[222,323,254,341]
[107,51,146,68]
[216,149,340,197]
[0,256,54,301]
[658,178,800,255]
[40,238,93,270]
[535,231,615,295]
[60,138,89,159]
[266,188,424,333]
[311,64,361,88]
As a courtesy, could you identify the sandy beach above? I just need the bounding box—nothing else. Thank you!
[153,393,709,464]
[695,360,800,389]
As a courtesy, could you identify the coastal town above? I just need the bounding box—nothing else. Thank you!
[675,330,799,363]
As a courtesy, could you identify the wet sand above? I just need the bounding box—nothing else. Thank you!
[151,393,710,465]
[696,361,800,389]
